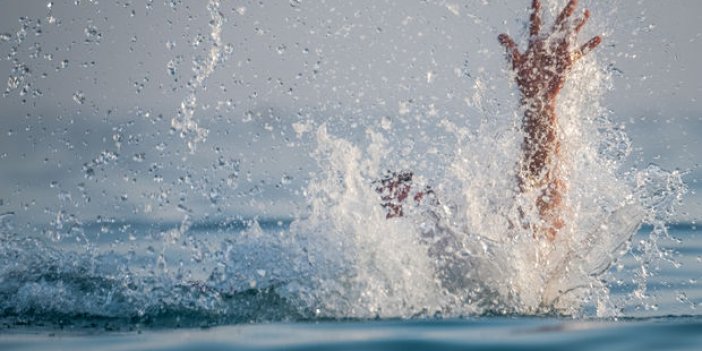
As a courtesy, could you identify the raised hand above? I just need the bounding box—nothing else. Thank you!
[498,0,601,102]
[498,0,602,240]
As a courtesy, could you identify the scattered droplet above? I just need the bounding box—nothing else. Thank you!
[72,91,85,104]
[380,116,392,130]
[132,153,145,162]
[227,173,239,188]
[167,59,177,76]
[84,25,102,43]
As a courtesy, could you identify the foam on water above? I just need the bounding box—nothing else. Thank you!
[275,15,687,317]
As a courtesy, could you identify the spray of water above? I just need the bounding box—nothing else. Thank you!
[170,0,224,153]
[282,2,687,317]
[0,1,690,326]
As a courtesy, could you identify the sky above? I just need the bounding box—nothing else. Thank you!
[0,0,701,231]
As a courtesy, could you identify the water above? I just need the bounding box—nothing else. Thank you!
[1,223,700,350]
[2,317,702,351]
[1,0,701,349]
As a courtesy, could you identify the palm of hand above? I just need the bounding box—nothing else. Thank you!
[499,0,601,102]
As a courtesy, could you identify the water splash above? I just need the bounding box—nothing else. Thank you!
[281,16,686,317]
[170,0,224,153]
[0,0,692,328]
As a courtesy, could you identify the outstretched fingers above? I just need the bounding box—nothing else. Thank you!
[529,0,542,37]
[581,35,602,54]
[553,0,578,31]
[573,35,602,61]
[574,9,590,34]
[498,33,522,66]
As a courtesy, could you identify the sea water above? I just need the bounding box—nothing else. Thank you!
[0,223,700,350]
[0,0,700,350]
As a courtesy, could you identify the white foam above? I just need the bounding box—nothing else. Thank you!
[286,7,685,316]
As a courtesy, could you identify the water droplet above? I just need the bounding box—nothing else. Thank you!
[167,59,177,76]
[83,165,95,179]
[242,110,253,123]
[676,291,689,304]
[223,43,234,56]
[380,116,392,130]
[84,25,102,43]
[58,191,71,202]
[132,153,145,162]
[398,100,411,115]
[73,91,85,104]
[227,173,239,188]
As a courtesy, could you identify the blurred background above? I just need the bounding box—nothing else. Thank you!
[0,0,700,233]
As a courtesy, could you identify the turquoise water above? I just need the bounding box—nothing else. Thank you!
[2,317,702,351]
[1,224,700,350]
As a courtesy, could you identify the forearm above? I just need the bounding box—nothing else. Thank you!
[519,98,560,190]
[499,0,600,240]
[519,97,565,240]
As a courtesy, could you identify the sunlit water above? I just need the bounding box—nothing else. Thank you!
[0,0,700,350]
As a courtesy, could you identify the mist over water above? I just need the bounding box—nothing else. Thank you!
[0,0,697,330]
